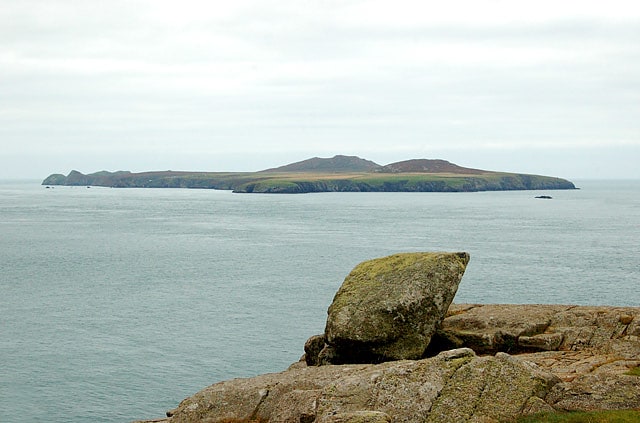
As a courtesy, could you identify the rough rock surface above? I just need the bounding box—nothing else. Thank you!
[135,304,640,423]
[432,304,640,412]
[322,252,470,363]
[435,304,640,358]
[138,348,560,423]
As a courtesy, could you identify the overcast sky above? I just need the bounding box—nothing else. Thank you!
[1,0,639,179]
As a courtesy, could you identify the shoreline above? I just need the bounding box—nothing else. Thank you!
[134,303,640,423]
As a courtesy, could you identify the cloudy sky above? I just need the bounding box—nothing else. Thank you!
[1,0,639,179]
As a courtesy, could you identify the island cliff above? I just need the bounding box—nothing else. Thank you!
[43,155,577,193]
[134,253,639,423]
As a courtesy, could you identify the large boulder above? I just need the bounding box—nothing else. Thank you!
[322,252,470,364]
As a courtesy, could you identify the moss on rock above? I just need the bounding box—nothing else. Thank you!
[324,252,470,363]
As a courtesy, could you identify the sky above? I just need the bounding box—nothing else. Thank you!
[1,0,639,180]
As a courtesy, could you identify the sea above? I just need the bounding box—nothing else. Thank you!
[1,180,639,422]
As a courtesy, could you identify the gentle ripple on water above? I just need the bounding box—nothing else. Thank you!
[1,180,639,422]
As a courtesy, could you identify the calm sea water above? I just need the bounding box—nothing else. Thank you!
[1,180,639,422]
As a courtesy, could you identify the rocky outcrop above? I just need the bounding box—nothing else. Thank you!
[432,304,640,413]
[133,252,638,423]
[135,304,640,423]
[41,173,67,185]
[319,252,470,364]
[141,348,560,423]
[433,304,640,356]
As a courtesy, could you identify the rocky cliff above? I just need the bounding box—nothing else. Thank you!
[134,254,638,423]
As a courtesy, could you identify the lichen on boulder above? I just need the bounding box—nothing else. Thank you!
[322,252,470,364]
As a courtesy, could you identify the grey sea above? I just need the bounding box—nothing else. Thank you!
[1,180,639,422]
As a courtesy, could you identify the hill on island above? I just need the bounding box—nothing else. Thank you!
[42,155,577,193]
[263,155,381,173]
[378,159,486,175]
[263,156,486,175]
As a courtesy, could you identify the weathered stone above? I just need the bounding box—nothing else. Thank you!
[270,389,322,423]
[425,352,559,423]
[321,411,391,423]
[318,344,340,365]
[546,372,640,411]
[620,314,634,325]
[520,396,556,415]
[165,364,369,423]
[518,332,564,351]
[324,252,469,363]
[305,334,326,366]
[434,304,640,357]
[151,348,563,423]
[433,303,640,417]
[433,304,567,354]
[316,348,476,420]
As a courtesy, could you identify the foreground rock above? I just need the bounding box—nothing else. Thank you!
[435,304,640,412]
[434,304,640,356]
[143,348,559,423]
[320,252,470,364]
[135,304,639,423]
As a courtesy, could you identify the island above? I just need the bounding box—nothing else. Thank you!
[42,155,577,193]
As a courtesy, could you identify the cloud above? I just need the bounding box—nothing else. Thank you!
[0,0,639,178]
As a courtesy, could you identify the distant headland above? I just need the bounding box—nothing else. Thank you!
[42,155,577,193]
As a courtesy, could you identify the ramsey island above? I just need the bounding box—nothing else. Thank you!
[42,155,576,193]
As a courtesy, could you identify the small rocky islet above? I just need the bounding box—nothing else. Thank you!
[135,252,640,423]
